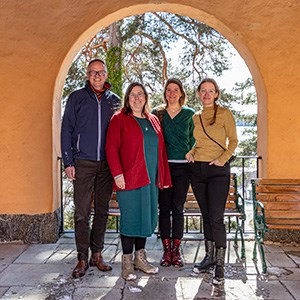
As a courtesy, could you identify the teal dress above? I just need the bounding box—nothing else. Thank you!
[117,117,159,237]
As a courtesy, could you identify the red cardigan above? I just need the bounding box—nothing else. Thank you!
[106,110,172,191]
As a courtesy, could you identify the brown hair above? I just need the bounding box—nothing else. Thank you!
[197,78,220,125]
[163,78,186,107]
[123,82,149,115]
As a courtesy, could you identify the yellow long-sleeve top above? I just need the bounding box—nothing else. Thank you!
[189,106,238,165]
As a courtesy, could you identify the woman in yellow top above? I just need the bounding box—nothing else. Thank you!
[186,78,238,285]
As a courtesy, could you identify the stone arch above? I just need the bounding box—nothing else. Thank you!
[53,3,266,224]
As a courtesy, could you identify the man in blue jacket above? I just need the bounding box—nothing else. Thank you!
[61,59,120,278]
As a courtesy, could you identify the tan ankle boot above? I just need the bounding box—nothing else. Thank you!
[134,249,158,274]
[122,254,136,281]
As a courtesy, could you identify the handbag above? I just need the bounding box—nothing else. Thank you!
[199,114,236,164]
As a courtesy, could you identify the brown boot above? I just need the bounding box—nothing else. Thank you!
[90,252,112,272]
[160,239,172,267]
[172,239,184,267]
[72,260,88,278]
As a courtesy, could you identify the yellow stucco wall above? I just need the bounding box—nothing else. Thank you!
[0,0,299,215]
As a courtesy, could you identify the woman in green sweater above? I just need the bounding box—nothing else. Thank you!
[153,78,195,267]
[186,78,238,285]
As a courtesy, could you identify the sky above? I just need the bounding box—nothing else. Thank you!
[214,48,257,116]
[216,52,252,92]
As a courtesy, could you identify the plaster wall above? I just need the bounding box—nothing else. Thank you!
[0,0,300,216]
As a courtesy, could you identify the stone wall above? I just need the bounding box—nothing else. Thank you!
[265,229,300,244]
[0,208,61,244]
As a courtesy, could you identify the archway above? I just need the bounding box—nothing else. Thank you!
[4,0,300,245]
[52,3,266,231]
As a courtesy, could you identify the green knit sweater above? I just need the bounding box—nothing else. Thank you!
[152,106,195,161]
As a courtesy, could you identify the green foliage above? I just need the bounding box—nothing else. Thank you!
[106,216,119,231]
[238,128,257,156]
[106,47,123,97]
[62,12,232,107]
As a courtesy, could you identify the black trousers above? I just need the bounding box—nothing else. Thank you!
[190,162,230,248]
[158,163,190,240]
[73,159,113,261]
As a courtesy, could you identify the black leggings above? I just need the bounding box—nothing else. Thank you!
[158,162,190,239]
[190,162,230,248]
[121,234,146,255]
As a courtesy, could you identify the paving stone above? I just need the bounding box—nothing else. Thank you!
[281,280,300,300]
[73,287,122,300]
[255,280,294,300]
[0,286,49,300]
[286,251,300,265]
[0,243,28,273]
[47,244,75,264]
[0,287,8,298]
[0,236,299,299]
[178,276,212,299]
[0,263,70,286]
[264,243,285,253]
[266,252,297,268]
[14,244,58,264]
[277,267,300,281]
[123,277,179,299]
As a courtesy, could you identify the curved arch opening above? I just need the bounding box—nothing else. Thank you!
[52,3,267,226]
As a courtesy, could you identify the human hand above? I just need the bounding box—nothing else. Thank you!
[185,153,194,163]
[115,174,125,189]
[209,159,224,167]
[65,166,76,180]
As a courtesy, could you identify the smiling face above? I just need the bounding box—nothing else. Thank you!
[197,81,219,108]
[165,83,182,106]
[128,86,146,116]
[87,61,108,90]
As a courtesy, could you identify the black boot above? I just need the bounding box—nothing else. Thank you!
[213,247,226,285]
[193,240,215,273]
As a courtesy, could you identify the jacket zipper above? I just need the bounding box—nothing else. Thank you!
[96,94,102,161]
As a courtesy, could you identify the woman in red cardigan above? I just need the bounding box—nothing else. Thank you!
[106,82,171,281]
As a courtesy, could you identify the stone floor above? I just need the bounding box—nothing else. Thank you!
[0,233,299,299]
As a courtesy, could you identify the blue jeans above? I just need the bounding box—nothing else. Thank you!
[73,159,113,261]
[190,162,230,248]
[158,162,190,240]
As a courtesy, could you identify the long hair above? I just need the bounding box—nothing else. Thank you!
[123,82,149,115]
[163,78,186,107]
[197,78,220,125]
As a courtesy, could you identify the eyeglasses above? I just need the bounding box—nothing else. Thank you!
[129,92,145,98]
[199,89,216,95]
[88,70,107,77]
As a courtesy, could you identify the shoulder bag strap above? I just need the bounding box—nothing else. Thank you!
[199,114,226,151]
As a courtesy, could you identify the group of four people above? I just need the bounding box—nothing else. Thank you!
[61,58,238,285]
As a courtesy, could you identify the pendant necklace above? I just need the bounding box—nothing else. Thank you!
[168,107,181,113]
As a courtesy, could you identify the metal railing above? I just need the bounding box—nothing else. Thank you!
[59,155,262,233]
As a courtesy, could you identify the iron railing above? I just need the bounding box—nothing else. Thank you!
[59,155,262,234]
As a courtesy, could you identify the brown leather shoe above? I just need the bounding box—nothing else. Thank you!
[90,252,112,272]
[72,260,88,278]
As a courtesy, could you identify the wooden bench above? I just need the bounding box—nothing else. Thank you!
[184,173,246,259]
[251,178,300,273]
[105,173,245,258]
